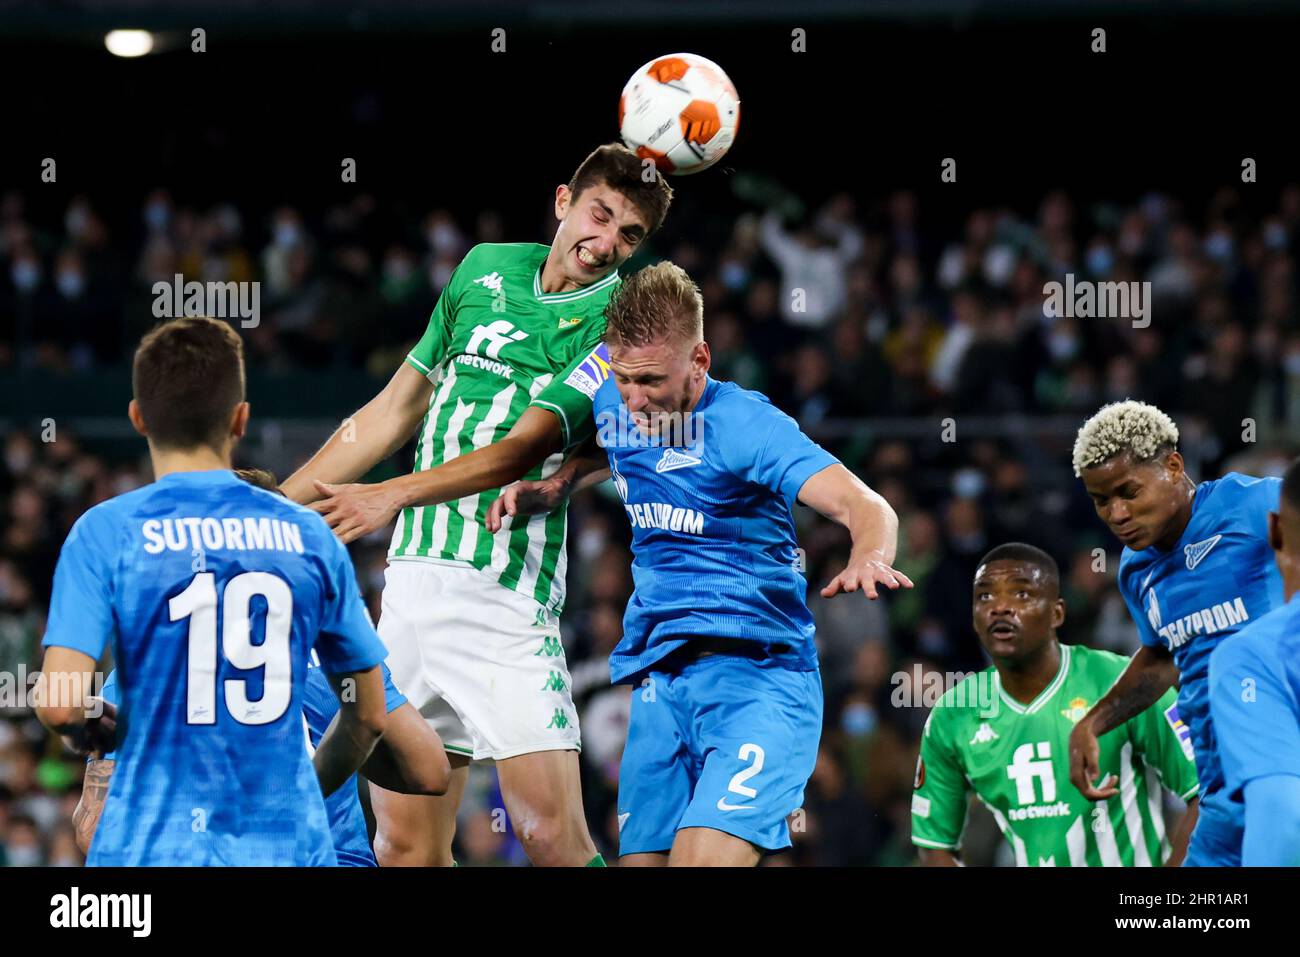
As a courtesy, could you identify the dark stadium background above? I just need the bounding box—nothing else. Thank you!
[1,0,1298,866]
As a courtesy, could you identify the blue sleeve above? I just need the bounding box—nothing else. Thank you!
[42,509,118,660]
[95,669,119,763]
[311,529,388,675]
[301,666,337,749]
[720,399,839,505]
[1236,474,1282,537]
[1209,635,1300,801]
[381,661,407,713]
[1242,775,1300,866]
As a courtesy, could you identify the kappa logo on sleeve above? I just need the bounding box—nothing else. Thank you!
[563,343,611,399]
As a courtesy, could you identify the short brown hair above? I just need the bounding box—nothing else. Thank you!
[568,143,674,236]
[604,261,704,348]
[132,317,245,451]
[234,467,282,494]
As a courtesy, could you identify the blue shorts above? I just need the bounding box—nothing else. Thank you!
[1183,787,1243,867]
[617,653,823,856]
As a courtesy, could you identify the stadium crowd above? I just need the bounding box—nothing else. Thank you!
[1,177,1298,865]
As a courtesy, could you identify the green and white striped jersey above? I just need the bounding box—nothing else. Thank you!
[391,242,617,614]
[912,643,1200,866]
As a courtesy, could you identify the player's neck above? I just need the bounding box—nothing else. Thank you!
[682,374,709,416]
[149,444,233,480]
[539,249,586,295]
[1153,477,1198,552]
[995,640,1062,706]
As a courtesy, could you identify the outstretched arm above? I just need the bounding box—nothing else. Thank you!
[281,362,434,505]
[310,406,567,543]
[484,434,610,533]
[795,464,912,599]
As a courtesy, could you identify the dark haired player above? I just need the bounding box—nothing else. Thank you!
[70,467,451,866]
[36,317,391,865]
[281,144,674,866]
[1210,456,1300,865]
[913,543,1198,867]
[1066,400,1282,866]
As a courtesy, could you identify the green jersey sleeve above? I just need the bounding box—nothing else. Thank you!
[404,253,473,378]
[529,327,609,449]
[911,707,971,851]
[1127,687,1200,802]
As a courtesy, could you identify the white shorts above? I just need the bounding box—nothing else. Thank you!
[377,559,582,761]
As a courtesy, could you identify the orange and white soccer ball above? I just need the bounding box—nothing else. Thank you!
[618,53,739,175]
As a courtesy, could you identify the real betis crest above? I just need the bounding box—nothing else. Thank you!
[1061,697,1089,723]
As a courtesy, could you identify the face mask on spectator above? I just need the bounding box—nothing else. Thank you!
[841,703,876,737]
[952,468,986,500]
[1204,232,1234,263]
[56,269,85,299]
[1047,330,1079,362]
[721,261,749,291]
[428,223,460,253]
[11,258,40,292]
[65,204,90,239]
[144,200,171,232]
[1086,245,1114,278]
[4,843,41,867]
[274,221,302,248]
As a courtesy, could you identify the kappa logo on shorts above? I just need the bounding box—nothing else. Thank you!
[546,709,571,729]
[541,671,567,692]
[534,635,564,657]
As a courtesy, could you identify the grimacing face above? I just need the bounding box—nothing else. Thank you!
[1080,451,1186,551]
[607,337,709,436]
[972,560,1064,662]
[551,182,649,288]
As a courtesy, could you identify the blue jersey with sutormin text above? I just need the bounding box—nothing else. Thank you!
[43,469,388,866]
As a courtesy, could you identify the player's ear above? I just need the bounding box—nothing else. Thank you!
[693,340,711,374]
[1269,510,1283,553]
[127,399,148,437]
[1165,450,1185,483]
[230,401,250,440]
[554,184,572,221]
[1052,598,1066,629]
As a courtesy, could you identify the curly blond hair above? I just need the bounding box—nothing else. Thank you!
[1072,400,1180,477]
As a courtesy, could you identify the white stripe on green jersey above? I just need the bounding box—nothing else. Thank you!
[912,643,1199,867]
[390,242,619,612]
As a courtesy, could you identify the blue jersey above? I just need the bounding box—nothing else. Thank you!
[301,653,406,867]
[1208,596,1300,802]
[43,469,388,866]
[593,372,838,684]
[96,660,405,867]
[1116,472,1282,796]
